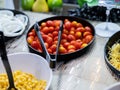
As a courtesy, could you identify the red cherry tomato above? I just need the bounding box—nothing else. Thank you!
[62,33,67,39]
[71,21,78,27]
[46,37,53,46]
[52,31,58,37]
[53,20,61,27]
[67,34,76,41]
[50,44,57,52]
[76,27,85,33]
[64,21,71,30]
[42,34,49,41]
[60,39,67,44]
[31,41,39,49]
[63,42,70,48]
[68,49,76,53]
[27,36,34,44]
[75,32,82,39]
[85,26,92,32]
[49,26,54,33]
[83,31,92,37]
[84,35,93,43]
[28,31,35,36]
[76,23,83,28]
[41,27,49,34]
[46,20,54,27]
[47,48,53,54]
[67,45,76,50]
[59,46,67,54]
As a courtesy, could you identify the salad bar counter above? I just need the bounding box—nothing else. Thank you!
[5,11,120,90]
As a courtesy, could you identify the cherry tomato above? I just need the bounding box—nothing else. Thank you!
[64,21,71,30]
[75,32,82,39]
[53,20,61,27]
[67,34,76,41]
[81,43,88,48]
[71,21,78,27]
[76,39,82,43]
[76,27,85,33]
[27,36,34,44]
[41,27,49,34]
[70,40,76,45]
[50,44,57,52]
[47,48,52,54]
[85,26,92,32]
[60,39,67,44]
[49,26,54,33]
[28,31,35,36]
[54,26,59,31]
[83,31,92,37]
[59,46,67,54]
[42,34,49,41]
[63,42,70,48]
[74,42,82,50]
[54,36,58,41]
[53,40,58,45]
[46,20,54,27]
[52,31,58,37]
[31,41,39,49]
[68,49,76,53]
[48,33,53,38]
[84,35,93,43]
[63,29,69,35]
[67,45,76,50]
[41,22,46,28]
[62,33,67,39]
[69,30,75,35]
[46,37,53,46]
[76,23,83,28]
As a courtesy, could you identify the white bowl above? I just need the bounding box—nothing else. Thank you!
[0,52,52,90]
[105,83,120,90]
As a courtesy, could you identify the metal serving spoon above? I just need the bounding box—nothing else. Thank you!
[0,31,17,90]
[34,21,63,69]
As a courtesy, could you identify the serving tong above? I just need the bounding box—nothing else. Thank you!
[34,21,63,69]
[0,31,17,90]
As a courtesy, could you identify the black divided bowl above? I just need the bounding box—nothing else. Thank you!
[26,16,95,62]
[104,31,120,79]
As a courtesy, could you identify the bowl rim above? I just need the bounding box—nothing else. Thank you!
[7,52,53,90]
[105,82,120,90]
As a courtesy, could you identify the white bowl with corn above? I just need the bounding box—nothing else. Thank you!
[0,52,52,90]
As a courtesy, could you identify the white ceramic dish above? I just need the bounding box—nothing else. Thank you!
[105,83,120,90]
[0,52,52,90]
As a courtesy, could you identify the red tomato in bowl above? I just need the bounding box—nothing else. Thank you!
[27,19,94,55]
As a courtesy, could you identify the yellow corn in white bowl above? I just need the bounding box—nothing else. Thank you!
[0,52,52,90]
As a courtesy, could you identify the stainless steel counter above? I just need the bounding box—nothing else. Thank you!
[6,11,120,90]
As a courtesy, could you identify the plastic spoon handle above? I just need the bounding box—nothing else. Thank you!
[0,31,17,90]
